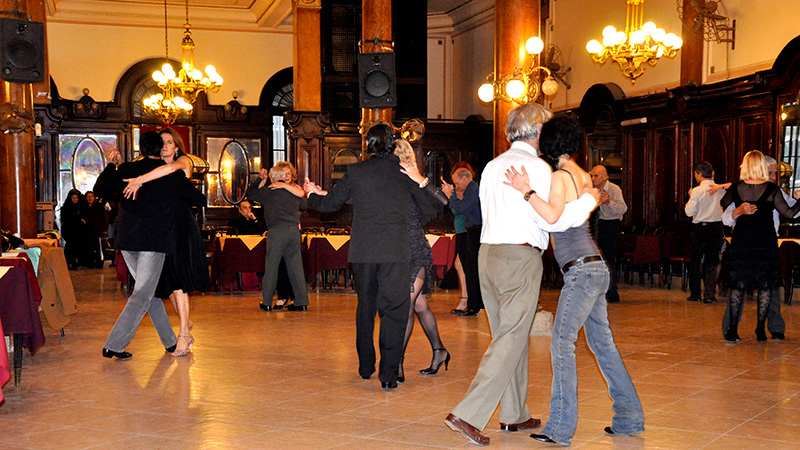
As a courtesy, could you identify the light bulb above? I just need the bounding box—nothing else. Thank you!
[673,36,683,49]
[630,30,645,45]
[205,65,217,75]
[586,40,604,54]
[663,33,676,48]
[542,77,558,96]
[478,83,495,102]
[616,31,627,45]
[642,22,656,36]
[505,79,525,99]
[191,69,203,80]
[602,26,617,38]
[653,28,666,42]
[525,36,544,55]
[603,35,616,47]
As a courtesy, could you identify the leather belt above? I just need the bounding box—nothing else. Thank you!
[519,243,542,252]
[695,221,722,226]
[561,254,604,273]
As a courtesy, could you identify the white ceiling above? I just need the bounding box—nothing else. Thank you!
[45,0,478,31]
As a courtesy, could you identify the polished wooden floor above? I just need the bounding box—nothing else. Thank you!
[2,267,800,449]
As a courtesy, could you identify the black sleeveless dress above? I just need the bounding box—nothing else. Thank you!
[721,181,800,291]
[155,193,209,298]
[408,201,433,296]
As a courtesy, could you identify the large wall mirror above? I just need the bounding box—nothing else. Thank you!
[206,137,261,206]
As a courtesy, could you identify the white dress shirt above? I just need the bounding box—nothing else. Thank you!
[684,179,725,223]
[479,141,598,249]
[597,180,627,220]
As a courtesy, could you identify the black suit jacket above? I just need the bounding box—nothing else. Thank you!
[93,158,207,254]
[307,154,438,263]
[228,214,266,235]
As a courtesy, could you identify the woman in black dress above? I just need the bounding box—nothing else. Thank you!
[395,139,451,382]
[60,189,88,269]
[123,128,208,356]
[720,150,800,342]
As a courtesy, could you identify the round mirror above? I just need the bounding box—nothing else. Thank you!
[218,140,250,205]
[71,137,106,193]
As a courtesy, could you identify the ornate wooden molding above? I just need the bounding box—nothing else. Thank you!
[293,0,322,10]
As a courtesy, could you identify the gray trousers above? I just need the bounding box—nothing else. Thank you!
[104,251,177,352]
[261,226,309,306]
[721,286,785,335]
[451,244,543,430]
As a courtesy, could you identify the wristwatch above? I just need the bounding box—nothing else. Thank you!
[523,189,536,201]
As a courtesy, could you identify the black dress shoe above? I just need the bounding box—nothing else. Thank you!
[165,344,177,353]
[102,348,132,360]
[457,309,479,316]
[703,297,718,304]
[361,375,371,380]
[381,381,398,390]
[686,296,702,302]
[607,295,621,303]
[530,433,558,444]
[772,332,786,340]
[451,309,467,314]
[259,303,272,312]
[286,304,307,311]
[604,426,615,435]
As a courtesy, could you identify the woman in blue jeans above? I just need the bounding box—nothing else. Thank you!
[505,116,644,446]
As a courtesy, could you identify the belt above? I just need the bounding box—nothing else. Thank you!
[561,255,604,273]
[695,221,722,226]
[519,243,543,252]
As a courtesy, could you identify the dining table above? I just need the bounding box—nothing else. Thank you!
[0,255,45,386]
[209,235,267,292]
[303,234,351,289]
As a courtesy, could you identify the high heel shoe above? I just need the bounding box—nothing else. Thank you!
[171,334,194,357]
[273,299,287,310]
[397,356,405,384]
[452,297,468,314]
[420,348,450,375]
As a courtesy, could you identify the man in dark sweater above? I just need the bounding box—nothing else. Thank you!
[228,200,266,235]
[94,131,207,360]
[303,124,438,390]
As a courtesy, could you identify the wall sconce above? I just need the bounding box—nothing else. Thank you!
[477,37,559,104]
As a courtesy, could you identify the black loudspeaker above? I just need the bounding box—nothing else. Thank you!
[358,52,397,108]
[0,18,45,83]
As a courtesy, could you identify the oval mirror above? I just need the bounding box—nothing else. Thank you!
[219,140,250,205]
[71,137,106,193]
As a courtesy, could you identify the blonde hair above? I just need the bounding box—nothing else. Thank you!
[270,161,297,183]
[739,150,770,181]
[394,139,417,165]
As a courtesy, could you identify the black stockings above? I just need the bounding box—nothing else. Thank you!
[400,267,446,378]
[725,288,770,342]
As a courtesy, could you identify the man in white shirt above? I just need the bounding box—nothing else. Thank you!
[444,104,598,446]
[684,162,726,304]
[720,156,794,339]
[590,165,627,303]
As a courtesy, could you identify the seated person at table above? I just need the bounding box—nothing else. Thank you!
[228,200,266,235]
[246,162,308,312]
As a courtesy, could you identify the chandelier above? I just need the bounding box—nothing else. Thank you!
[586,0,683,82]
[143,0,223,124]
[477,37,559,104]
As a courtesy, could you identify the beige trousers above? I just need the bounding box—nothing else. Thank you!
[450,244,543,430]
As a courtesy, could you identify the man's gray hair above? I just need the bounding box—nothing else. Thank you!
[505,103,553,143]
[764,155,777,167]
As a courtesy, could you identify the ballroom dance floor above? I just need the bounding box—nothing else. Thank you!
[2,266,800,449]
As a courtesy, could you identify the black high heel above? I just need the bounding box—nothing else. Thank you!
[420,348,450,375]
[397,356,405,383]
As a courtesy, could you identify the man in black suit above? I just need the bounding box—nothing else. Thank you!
[94,131,207,360]
[304,124,437,390]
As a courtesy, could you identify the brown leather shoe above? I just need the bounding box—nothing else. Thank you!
[499,417,542,432]
[445,413,489,446]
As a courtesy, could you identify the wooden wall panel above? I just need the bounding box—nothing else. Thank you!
[625,132,648,229]
[653,128,677,226]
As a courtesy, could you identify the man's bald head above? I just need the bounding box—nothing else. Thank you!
[590,165,608,188]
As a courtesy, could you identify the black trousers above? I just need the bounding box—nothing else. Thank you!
[597,219,621,298]
[463,225,484,310]
[352,262,409,383]
[688,222,724,300]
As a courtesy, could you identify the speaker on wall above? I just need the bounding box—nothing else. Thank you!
[358,52,396,108]
[0,18,45,84]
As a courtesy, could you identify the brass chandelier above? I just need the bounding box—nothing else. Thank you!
[477,37,559,104]
[143,0,223,124]
[586,0,683,82]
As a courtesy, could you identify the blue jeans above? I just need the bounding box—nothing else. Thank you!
[542,261,644,445]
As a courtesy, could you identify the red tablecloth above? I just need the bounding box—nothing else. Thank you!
[429,234,455,278]
[0,257,45,354]
[210,236,267,291]
[0,318,9,402]
[303,235,350,289]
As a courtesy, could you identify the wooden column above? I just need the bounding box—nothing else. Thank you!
[360,0,392,136]
[293,0,322,111]
[493,0,539,156]
[0,0,38,237]
[679,0,703,86]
